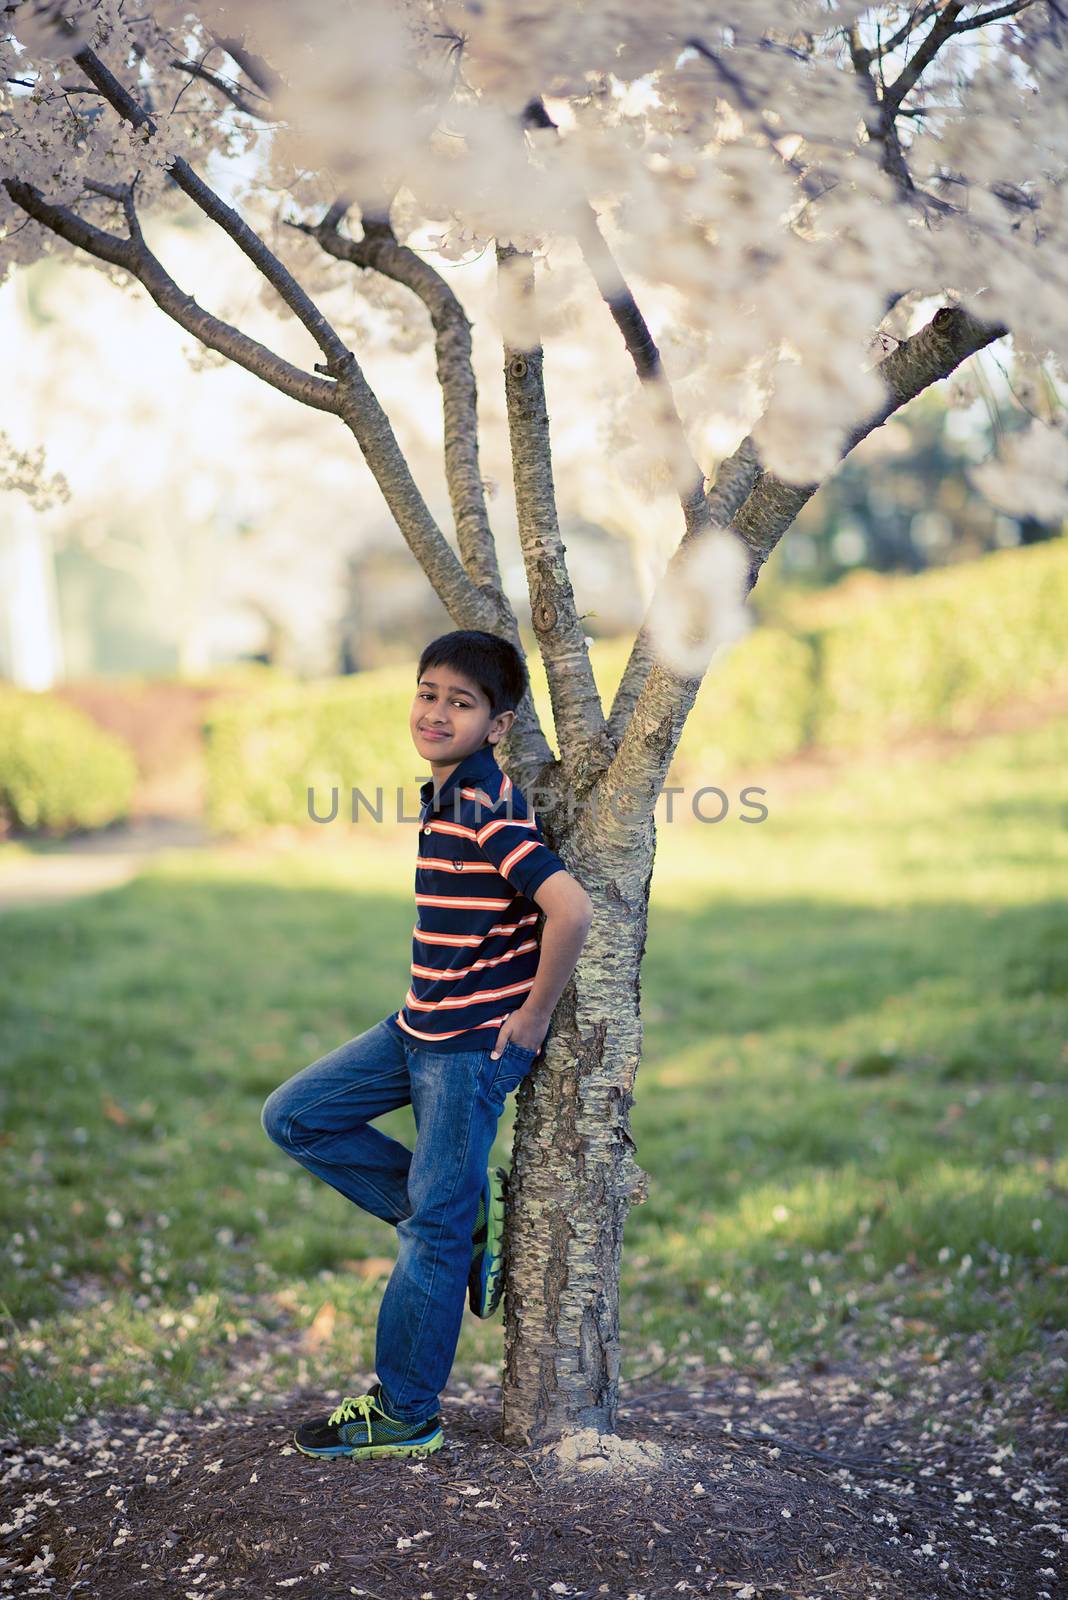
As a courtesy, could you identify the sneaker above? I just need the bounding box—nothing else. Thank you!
[468,1165,508,1318]
[293,1382,443,1460]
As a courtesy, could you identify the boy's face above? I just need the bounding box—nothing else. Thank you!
[411,665,515,773]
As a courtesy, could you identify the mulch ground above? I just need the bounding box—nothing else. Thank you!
[2,1343,1065,1600]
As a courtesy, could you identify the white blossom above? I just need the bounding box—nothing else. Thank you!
[972,420,1068,522]
[2,0,1061,623]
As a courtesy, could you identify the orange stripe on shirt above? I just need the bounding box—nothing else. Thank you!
[476,816,536,846]
[415,857,499,873]
[424,819,480,842]
[412,916,538,947]
[394,1012,505,1042]
[411,940,538,980]
[459,787,495,806]
[404,976,535,1010]
[501,838,539,879]
[415,894,513,910]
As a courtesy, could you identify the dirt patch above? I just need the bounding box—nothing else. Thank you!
[546,1427,665,1477]
[2,1344,1064,1599]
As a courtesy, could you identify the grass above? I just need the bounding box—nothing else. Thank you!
[1,715,1066,1444]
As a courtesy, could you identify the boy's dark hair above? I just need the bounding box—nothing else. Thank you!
[417,630,528,718]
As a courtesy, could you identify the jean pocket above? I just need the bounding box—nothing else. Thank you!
[485,1039,538,1101]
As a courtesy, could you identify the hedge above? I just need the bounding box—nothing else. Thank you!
[202,537,1067,835]
[0,686,138,836]
[810,540,1068,748]
[202,661,419,836]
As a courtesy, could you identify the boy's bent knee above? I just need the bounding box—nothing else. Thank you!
[260,1090,290,1146]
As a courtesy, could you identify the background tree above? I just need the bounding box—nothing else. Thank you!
[777,372,1066,586]
[3,0,1064,1449]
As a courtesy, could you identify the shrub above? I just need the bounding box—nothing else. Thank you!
[810,539,1068,749]
[202,664,417,836]
[0,687,138,836]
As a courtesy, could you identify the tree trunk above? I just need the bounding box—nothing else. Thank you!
[501,815,655,1444]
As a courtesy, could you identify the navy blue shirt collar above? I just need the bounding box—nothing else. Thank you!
[419,741,500,818]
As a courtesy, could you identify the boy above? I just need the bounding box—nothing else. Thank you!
[261,629,594,1460]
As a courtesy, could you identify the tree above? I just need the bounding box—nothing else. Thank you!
[3,0,1061,1448]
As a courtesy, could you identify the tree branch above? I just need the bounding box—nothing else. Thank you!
[603,436,762,745]
[331,360,504,631]
[168,56,270,119]
[867,1,946,60]
[848,3,1035,198]
[300,210,504,605]
[571,201,711,530]
[3,178,340,412]
[522,100,709,535]
[847,23,917,195]
[950,0,1037,31]
[883,2,965,110]
[72,45,349,370]
[207,34,282,98]
[497,246,607,759]
[517,95,763,749]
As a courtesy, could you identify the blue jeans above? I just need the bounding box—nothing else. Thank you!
[260,1016,541,1423]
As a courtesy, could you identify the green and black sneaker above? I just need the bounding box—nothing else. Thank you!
[293,1382,443,1460]
[468,1165,508,1318]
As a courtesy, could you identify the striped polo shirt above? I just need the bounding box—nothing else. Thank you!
[384,741,567,1053]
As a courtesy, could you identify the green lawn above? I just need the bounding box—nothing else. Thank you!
[2,716,1066,1444]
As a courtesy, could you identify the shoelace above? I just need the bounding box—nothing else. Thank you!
[328,1391,381,1441]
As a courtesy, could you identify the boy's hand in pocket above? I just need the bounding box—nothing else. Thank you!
[490,1006,548,1059]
